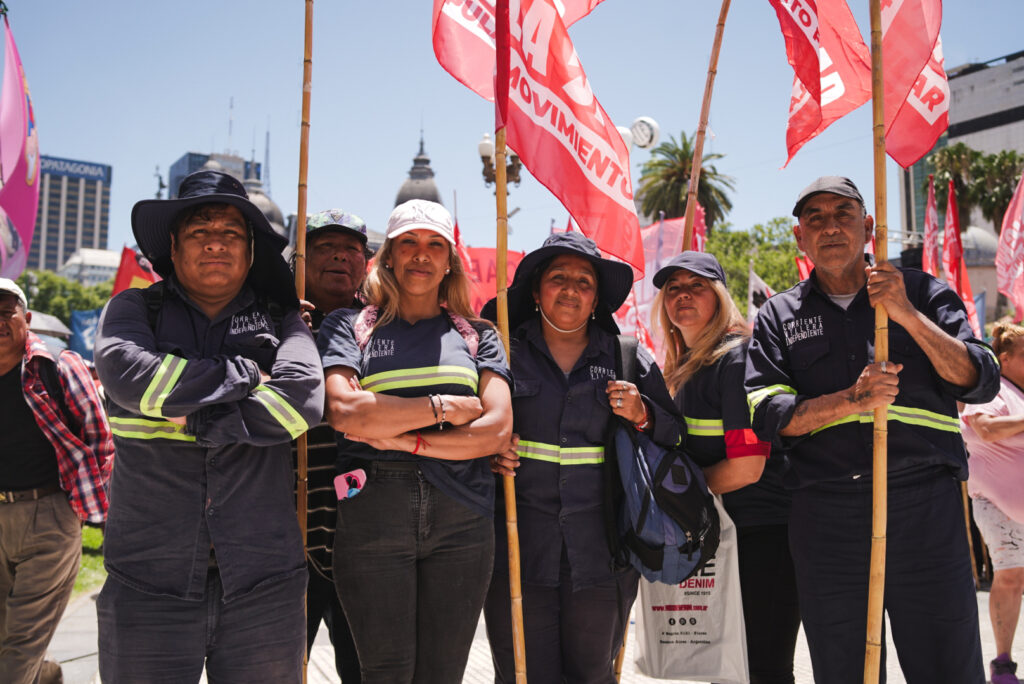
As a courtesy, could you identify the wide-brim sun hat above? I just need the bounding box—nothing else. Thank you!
[386,199,455,246]
[653,251,728,289]
[482,231,633,333]
[130,170,296,306]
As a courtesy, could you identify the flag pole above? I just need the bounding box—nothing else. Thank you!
[495,3,527,681]
[864,0,889,681]
[681,0,731,253]
[295,1,314,682]
[614,622,629,682]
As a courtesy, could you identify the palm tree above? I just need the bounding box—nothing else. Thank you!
[972,150,1024,234]
[927,142,981,230]
[637,131,735,231]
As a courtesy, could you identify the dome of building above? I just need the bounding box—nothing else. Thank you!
[243,174,287,240]
[395,135,442,207]
[200,157,224,172]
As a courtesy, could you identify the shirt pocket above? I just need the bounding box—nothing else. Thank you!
[789,338,832,396]
[888,327,928,392]
[227,332,280,372]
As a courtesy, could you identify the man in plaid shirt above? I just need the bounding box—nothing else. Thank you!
[0,277,113,684]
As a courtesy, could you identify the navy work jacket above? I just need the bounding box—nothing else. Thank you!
[496,318,682,590]
[95,277,325,602]
[745,268,999,489]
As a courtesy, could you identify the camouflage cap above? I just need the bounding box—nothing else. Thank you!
[306,209,368,243]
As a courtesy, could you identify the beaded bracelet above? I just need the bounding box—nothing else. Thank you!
[438,395,446,430]
[428,394,439,424]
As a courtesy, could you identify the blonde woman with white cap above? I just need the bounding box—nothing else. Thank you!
[317,199,513,682]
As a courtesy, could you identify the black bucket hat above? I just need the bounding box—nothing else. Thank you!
[131,170,296,306]
[653,251,727,289]
[482,231,633,333]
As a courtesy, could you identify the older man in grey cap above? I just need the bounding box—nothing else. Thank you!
[94,170,324,683]
[744,176,1000,683]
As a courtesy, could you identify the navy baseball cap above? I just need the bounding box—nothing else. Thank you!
[653,251,727,289]
[792,176,866,217]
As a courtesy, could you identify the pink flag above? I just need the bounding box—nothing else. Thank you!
[996,171,1024,322]
[435,0,643,275]
[921,174,941,277]
[771,0,873,165]
[690,203,707,252]
[885,38,949,168]
[0,17,39,279]
[941,180,981,337]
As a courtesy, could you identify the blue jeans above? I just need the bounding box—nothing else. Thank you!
[332,461,494,683]
[789,468,984,684]
[97,569,306,683]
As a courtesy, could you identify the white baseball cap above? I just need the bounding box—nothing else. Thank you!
[0,278,27,310]
[386,199,455,246]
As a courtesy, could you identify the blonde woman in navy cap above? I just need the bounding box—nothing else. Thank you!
[318,199,512,682]
[653,251,799,684]
[482,232,681,684]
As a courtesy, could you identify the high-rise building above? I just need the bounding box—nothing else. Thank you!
[168,152,260,198]
[29,155,112,273]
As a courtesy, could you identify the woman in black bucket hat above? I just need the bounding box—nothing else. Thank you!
[482,231,682,683]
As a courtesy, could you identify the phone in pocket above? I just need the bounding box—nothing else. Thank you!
[334,468,367,501]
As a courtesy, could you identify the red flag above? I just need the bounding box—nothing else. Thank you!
[435,0,643,275]
[465,246,524,314]
[921,174,941,277]
[941,181,981,337]
[453,221,478,279]
[690,203,707,252]
[0,17,39,279]
[996,171,1024,322]
[795,254,813,280]
[112,247,160,296]
[885,38,949,168]
[770,0,873,165]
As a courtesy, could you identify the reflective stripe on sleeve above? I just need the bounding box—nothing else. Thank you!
[360,365,478,394]
[252,386,309,439]
[810,404,961,436]
[139,354,188,417]
[518,440,605,465]
[746,384,797,421]
[685,417,725,437]
[109,416,196,442]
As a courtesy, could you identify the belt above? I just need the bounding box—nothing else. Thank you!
[0,484,63,503]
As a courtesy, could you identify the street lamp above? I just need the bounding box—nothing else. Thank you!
[478,133,522,187]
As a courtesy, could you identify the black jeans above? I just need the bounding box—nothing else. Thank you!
[332,461,494,684]
[484,546,639,684]
[736,524,800,684]
[306,562,360,682]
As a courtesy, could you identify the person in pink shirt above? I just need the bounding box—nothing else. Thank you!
[962,321,1024,684]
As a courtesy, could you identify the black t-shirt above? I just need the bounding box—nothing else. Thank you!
[0,364,59,490]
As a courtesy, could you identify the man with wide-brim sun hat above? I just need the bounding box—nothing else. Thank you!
[93,169,325,683]
[480,231,683,682]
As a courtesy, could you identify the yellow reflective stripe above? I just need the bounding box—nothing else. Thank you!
[747,384,797,421]
[984,346,1000,367]
[518,440,605,465]
[810,405,961,436]
[252,386,308,439]
[685,417,724,437]
[361,365,478,393]
[109,416,196,442]
[140,354,187,417]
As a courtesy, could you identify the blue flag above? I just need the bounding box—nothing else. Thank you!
[69,307,102,361]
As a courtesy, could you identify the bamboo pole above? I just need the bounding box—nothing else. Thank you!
[295,2,314,682]
[681,0,731,253]
[614,622,629,682]
[864,1,888,681]
[494,125,528,683]
[961,482,979,587]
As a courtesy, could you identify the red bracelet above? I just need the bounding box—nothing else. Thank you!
[412,431,423,455]
[634,404,650,432]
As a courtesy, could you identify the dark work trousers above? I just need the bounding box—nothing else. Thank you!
[332,461,494,684]
[483,546,640,684]
[97,568,306,683]
[736,524,800,684]
[789,469,985,684]
[306,562,360,682]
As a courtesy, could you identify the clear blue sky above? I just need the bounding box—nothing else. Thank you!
[9,1,1024,261]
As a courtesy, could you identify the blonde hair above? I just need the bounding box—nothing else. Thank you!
[362,237,478,329]
[653,277,748,394]
[991,321,1024,358]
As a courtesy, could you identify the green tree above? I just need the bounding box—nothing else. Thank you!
[15,270,111,325]
[927,142,981,230]
[637,131,735,231]
[705,217,800,317]
[972,149,1024,234]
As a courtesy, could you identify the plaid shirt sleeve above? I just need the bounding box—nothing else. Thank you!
[23,341,114,523]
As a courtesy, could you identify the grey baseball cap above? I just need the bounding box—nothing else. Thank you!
[792,176,866,217]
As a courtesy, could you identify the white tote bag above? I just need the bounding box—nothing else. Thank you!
[634,496,749,684]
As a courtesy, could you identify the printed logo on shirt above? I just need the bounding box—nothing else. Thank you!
[366,338,395,359]
[783,315,824,347]
[590,365,615,380]
[229,311,272,336]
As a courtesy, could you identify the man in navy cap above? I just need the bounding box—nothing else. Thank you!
[745,176,999,683]
[94,170,324,683]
